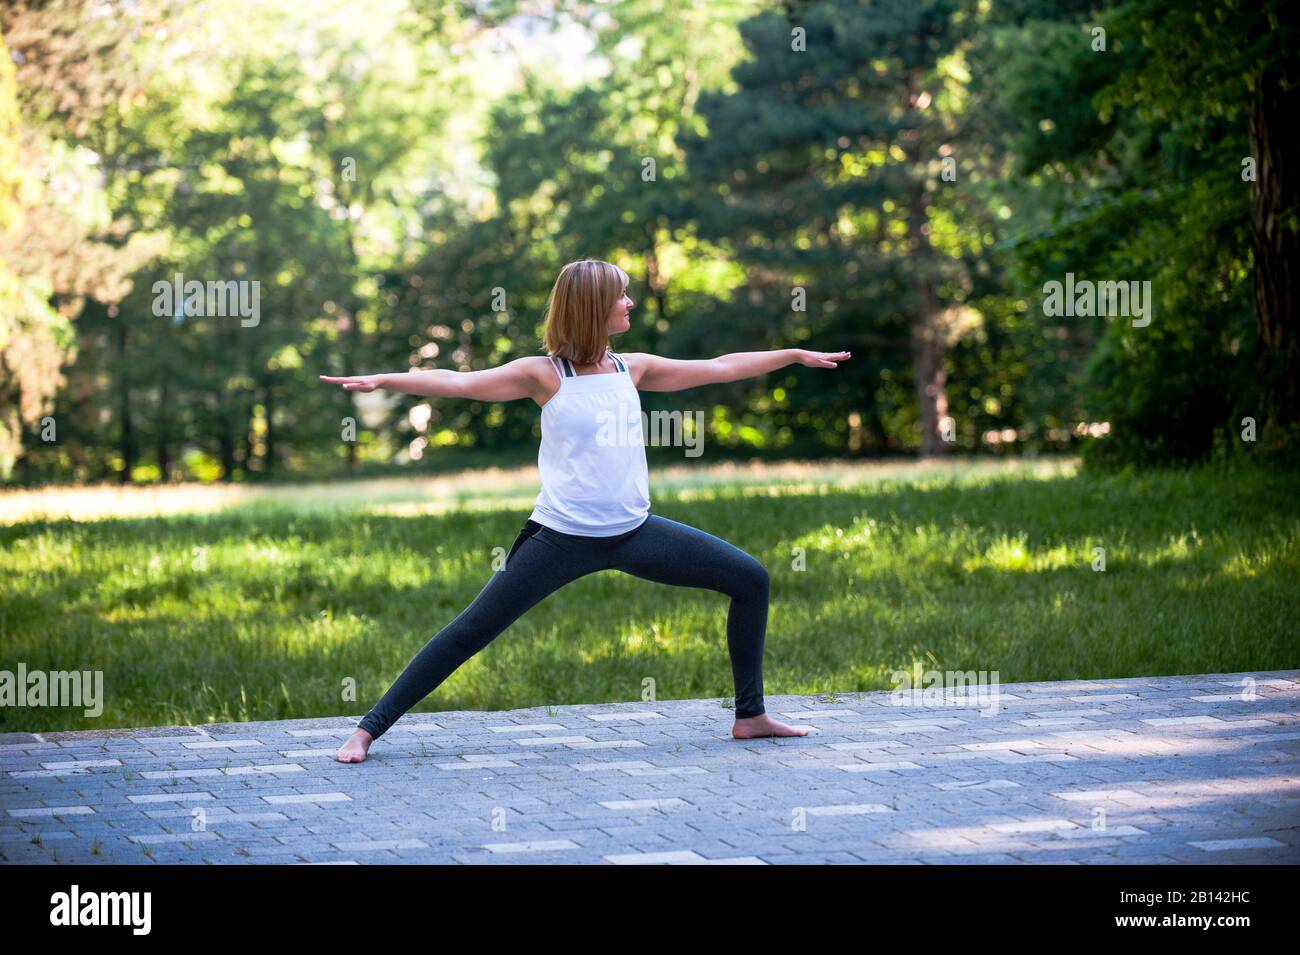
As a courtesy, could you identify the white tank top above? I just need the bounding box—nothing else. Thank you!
[528,348,651,536]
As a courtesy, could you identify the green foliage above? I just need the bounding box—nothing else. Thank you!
[0,24,62,479]
[981,0,1296,469]
[1,0,1296,482]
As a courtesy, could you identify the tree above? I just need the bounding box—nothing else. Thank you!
[981,0,1295,466]
[679,0,989,455]
[0,1,167,481]
[1098,0,1299,455]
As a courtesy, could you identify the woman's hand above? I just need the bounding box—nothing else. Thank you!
[319,374,384,392]
[795,349,852,368]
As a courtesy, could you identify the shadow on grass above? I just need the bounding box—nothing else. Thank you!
[3,464,1297,731]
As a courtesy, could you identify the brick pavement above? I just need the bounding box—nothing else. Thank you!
[2,670,1297,864]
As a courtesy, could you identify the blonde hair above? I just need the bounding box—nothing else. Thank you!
[539,259,630,365]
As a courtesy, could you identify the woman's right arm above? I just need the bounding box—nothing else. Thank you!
[319,357,543,402]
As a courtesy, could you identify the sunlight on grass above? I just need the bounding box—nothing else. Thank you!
[1139,530,1206,564]
[964,533,1093,574]
[0,456,1077,525]
[980,534,1032,571]
[2,458,1296,733]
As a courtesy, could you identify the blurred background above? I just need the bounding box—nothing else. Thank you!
[2,0,1295,488]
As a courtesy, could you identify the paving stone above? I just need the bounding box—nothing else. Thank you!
[2,670,1297,863]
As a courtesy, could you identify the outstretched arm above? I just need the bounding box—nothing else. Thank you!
[319,357,542,402]
[632,348,851,392]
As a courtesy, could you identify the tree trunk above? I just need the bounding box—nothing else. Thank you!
[157,380,171,481]
[645,227,668,323]
[116,320,135,483]
[909,293,948,456]
[218,425,235,482]
[903,71,948,457]
[343,224,364,472]
[217,299,238,481]
[867,402,889,454]
[263,381,275,475]
[243,398,256,476]
[906,178,947,457]
[1250,59,1300,448]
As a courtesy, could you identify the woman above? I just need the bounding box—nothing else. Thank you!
[320,259,850,762]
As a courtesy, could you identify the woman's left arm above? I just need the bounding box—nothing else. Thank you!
[631,349,851,391]
[715,348,851,381]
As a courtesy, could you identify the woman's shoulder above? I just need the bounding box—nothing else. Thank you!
[609,350,648,386]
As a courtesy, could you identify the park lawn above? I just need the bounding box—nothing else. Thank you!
[1,458,1297,733]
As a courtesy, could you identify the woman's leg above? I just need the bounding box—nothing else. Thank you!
[354,524,604,742]
[604,514,771,719]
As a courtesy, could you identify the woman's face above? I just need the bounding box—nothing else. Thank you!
[608,288,634,332]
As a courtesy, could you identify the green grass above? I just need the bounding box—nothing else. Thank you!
[1,457,1297,733]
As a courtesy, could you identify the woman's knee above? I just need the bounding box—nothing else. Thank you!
[731,554,769,599]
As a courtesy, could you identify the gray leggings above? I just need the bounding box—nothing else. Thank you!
[357,513,769,739]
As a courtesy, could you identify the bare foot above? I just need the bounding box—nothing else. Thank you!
[731,714,810,739]
[335,728,374,763]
